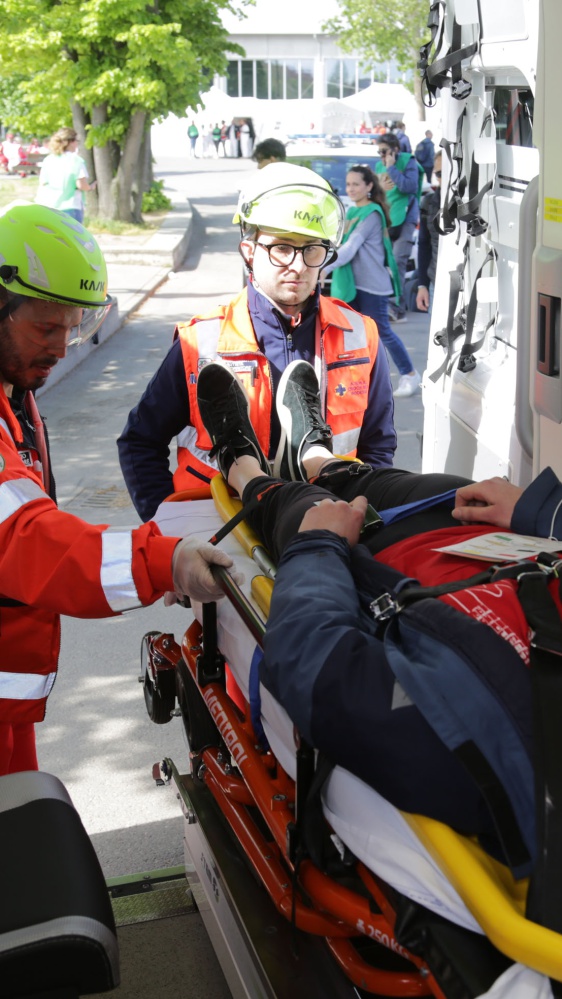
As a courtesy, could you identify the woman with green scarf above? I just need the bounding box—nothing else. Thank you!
[323,165,421,398]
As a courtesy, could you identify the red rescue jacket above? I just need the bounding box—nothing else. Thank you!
[0,386,177,726]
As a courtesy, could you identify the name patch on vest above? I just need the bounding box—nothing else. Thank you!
[198,357,259,386]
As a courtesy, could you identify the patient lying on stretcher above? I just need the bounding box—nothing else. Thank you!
[195,358,562,870]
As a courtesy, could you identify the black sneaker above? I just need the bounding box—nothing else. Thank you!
[273,360,333,481]
[196,361,270,479]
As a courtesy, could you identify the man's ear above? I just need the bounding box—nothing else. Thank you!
[239,239,255,273]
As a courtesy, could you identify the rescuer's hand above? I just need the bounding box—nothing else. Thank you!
[452,478,524,529]
[171,538,242,603]
[298,495,368,546]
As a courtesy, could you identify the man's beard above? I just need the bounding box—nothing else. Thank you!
[0,324,54,391]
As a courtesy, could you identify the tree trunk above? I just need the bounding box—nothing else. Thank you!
[71,102,98,218]
[131,127,153,221]
[90,103,120,219]
[115,110,147,222]
[412,59,426,121]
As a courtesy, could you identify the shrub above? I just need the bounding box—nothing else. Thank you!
[142,180,172,213]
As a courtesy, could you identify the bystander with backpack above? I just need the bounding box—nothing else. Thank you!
[415,130,436,183]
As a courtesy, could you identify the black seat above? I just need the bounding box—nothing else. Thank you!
[0,770,119,998]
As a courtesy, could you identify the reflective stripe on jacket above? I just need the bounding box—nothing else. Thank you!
[172,289,380,493]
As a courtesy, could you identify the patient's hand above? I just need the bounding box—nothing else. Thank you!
[298,495,368,546]
[452,478,523,529]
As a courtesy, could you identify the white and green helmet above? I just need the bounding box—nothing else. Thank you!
[233,162,345,245]
[0,203,111,344]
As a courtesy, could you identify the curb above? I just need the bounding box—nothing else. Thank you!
[38,196,192,397]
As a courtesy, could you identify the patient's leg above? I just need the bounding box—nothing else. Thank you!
[227,455,340,562]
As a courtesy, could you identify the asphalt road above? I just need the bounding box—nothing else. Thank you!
[35,154,429,999]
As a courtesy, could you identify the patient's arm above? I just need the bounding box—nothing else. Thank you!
[452,478,523,529]
[298,496,368,546]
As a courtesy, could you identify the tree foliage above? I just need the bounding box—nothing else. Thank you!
[0,0,246,218]
[324,0,432,118]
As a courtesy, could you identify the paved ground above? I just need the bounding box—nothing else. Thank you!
[33,155,430,999]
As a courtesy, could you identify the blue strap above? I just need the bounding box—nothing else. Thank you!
[379,488,458,526]
[249,645,269,751]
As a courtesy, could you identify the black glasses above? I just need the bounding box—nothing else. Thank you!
[434,170,442,178]
[255,242,330,268]
[378,147,390,155]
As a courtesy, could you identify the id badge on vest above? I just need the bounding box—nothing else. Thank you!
[199,357,259,392]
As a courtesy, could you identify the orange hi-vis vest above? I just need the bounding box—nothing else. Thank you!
[173,289,380,493]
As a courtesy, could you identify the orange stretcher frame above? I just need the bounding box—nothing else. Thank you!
[154,478,562,993]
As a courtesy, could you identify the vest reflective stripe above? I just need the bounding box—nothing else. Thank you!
[1,670,57,701]
[332,427,361,455]
[196,316,222,358]
[0,417,13,436]
[176,426,218,476]
[101,531,141,612]
[342,310,369,352]
[0,477,45,525]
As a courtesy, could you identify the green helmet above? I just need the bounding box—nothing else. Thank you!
[233,162,345,245]
[0,203,112,345]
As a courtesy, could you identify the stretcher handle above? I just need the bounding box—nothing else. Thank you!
[211,564,266,649]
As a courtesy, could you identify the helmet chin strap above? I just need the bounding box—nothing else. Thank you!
[0,294,24,324]
[238,242,253,276]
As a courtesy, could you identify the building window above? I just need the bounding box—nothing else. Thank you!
[301,61,314,99]
[270,60,284,99]
[226,59,314,99]
[227,62,239,98]
[342,59,356,97]
[241,60,253,97]
[256,60,268,100]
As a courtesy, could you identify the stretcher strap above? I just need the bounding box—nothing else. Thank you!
[209,482,283,547]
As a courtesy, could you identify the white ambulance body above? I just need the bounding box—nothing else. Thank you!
[421,0,562,486]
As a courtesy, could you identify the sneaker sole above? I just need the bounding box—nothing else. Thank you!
[273,361,305,481]
[199,360,270,474]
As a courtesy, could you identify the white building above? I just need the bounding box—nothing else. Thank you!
[153,1,436,155]
[212,0,415,137]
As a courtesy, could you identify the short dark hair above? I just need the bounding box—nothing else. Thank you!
[376,132,400,150]
[252,138,286,163]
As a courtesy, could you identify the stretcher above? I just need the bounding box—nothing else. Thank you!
[144,480,561,999]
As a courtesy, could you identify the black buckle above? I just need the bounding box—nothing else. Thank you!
[451,78,472,100]
[466,215,488,237]
[369,592,398,622]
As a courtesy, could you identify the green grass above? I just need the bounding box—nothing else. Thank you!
[0,174,39,206]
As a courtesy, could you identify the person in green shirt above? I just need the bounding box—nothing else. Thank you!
[187,121,199,158]
[35,127,96,224]
[323,164,421,398]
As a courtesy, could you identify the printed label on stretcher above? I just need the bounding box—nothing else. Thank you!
[434,532,562,562]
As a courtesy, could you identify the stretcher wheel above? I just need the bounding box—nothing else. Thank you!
[141,631,176,725]
[176,657,222,756]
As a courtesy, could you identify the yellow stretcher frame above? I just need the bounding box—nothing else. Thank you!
[210,475,562,983]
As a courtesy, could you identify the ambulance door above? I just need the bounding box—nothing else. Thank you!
[421,0,539,487]
[529,0,562,479]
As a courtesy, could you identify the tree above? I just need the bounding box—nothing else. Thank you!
[0,0,246,220]
[324,0,432,120]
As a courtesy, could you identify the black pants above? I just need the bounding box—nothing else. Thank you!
[241,462,472,563]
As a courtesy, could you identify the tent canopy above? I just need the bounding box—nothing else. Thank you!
[342,82,416,120]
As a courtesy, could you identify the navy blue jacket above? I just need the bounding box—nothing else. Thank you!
[118,281,397,522]
[261,467,562,840]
